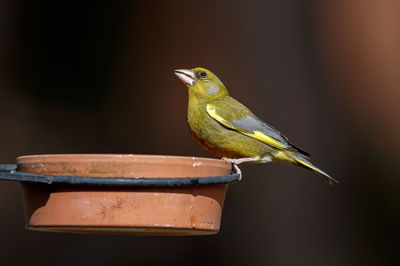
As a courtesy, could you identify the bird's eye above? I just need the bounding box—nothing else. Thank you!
[199,71,207,78]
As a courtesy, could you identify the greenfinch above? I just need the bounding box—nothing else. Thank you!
[174,67,338,184]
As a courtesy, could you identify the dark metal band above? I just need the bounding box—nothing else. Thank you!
[0,164,239,187]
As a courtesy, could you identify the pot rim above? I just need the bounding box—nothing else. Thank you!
[0,164,239,186]
[16,154,229,164]
[1,154,239,186]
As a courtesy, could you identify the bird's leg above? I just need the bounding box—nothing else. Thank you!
[222,157,258,181]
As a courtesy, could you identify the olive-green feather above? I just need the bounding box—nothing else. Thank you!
[206,97,290,150]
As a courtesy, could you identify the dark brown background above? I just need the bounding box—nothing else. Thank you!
[1,1,399,265]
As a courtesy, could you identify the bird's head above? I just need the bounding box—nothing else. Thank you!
[174,67,229,99]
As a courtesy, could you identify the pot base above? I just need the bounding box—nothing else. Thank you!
[27,226,218,235]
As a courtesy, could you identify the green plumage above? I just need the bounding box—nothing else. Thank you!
[174,67,338,184]
[188,95,272,160]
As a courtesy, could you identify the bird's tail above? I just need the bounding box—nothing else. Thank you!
[275,151,339,185]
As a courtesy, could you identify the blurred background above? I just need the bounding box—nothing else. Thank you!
[0,0,399,265]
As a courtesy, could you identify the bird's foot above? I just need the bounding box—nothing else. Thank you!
[222,157,258,181]
[232,163,243,181]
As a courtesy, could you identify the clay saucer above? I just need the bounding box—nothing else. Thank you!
[0,154,238,235]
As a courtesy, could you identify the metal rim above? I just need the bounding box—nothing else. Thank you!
[0,164,239,187]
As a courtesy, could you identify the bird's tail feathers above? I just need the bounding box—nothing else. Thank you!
[289,143,311,157]
[291,154,338,185]
[276,151,339,185]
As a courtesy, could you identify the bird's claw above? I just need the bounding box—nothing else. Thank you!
[222,157,242,181]
[222,157,259,181]
[232,164,242,181]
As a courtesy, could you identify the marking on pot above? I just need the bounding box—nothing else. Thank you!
[190,215,197,229]
[200,221,214,228]
[128,154,134,157]
[64,166,78,174]
[192,157,196,160]
[97,198,125,221]
[192,162,202,167]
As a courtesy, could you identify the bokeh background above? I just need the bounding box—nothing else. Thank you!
[1,0,399,265]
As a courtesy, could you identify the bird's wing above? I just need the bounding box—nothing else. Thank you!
[206,97,292,150]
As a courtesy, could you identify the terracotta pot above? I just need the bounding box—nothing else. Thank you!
[16,154,233,235]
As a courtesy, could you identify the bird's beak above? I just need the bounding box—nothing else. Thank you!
[174,69,195,86]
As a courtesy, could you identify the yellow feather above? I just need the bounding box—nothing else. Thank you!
[206,104,232,128]
[246,130,287,149]
[274,151,292,161]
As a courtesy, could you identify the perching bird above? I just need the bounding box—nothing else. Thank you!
[174,67,338,184]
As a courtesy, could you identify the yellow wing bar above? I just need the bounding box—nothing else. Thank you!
[244,130,286,149]
[206,104,287,149]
